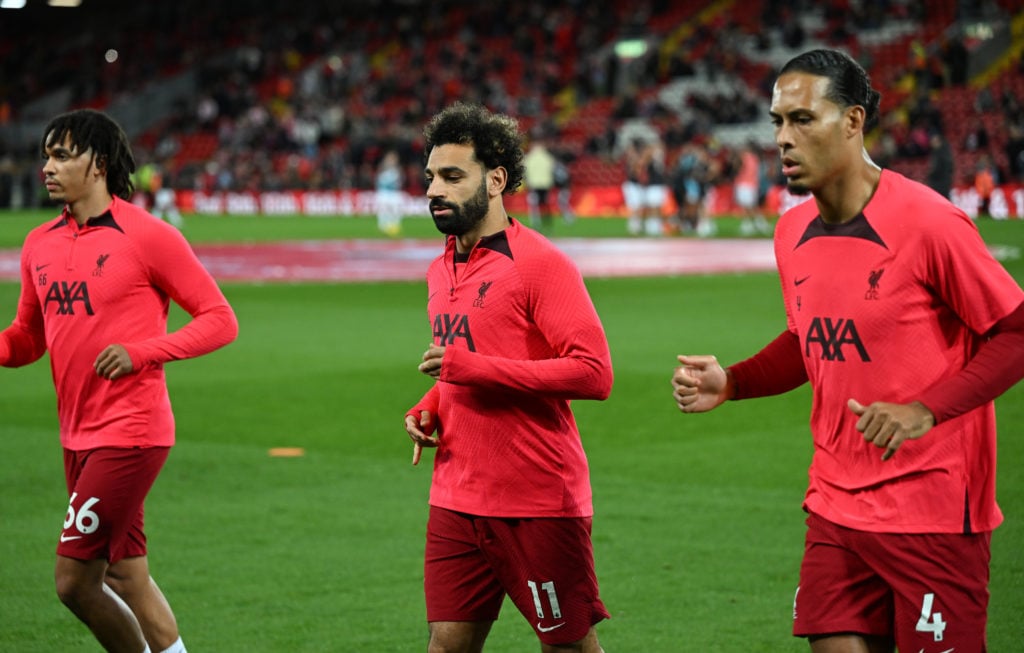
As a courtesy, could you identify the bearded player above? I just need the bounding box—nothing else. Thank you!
[404,102,613,653]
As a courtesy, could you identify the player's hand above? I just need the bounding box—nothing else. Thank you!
[673,355,730,413]
[405,410,438,466]
[848,399,936,461]
[418,343,445,378]
[94,344,133,380]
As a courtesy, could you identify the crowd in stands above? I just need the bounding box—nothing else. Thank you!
[1,0,1022,218]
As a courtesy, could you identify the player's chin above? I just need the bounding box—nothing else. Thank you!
[786,179,812,196]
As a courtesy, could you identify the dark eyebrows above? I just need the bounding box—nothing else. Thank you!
[770,107,814,120]
[425,164,467,177]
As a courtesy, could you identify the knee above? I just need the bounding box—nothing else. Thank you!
[54,558,107,611]
[54,569,92,611]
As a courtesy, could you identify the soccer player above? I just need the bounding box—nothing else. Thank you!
[0,109,238,653]
[671,49,1024,653]
[404,102,614,653]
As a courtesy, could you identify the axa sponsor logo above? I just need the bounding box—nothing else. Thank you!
[433,313,475,351]
[44,281,94,316]
[805,317,870,362]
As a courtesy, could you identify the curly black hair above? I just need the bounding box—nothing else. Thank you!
[780,49,882,130]
[423,102,525,195]
[42,109,136,200]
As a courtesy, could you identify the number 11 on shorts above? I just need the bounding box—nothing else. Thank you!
[915,592,947,642]
[527,580,563,619]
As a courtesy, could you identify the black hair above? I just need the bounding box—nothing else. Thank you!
[423,102,525,195]
[42,109,136,200]
[780,49,882,130]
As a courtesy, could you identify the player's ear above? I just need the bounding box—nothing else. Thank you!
[845,105,866,137]
[91,153,107,178]
[488,166,507,195]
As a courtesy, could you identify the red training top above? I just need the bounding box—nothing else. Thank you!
[0,197,238,450]
[407,218,613,518]
[733,170,1024,534]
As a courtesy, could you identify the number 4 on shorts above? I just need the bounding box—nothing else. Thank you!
[915,592,946,642]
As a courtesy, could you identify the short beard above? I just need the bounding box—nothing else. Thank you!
[430,177,489,236]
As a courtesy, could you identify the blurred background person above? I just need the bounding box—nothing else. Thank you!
[523,133,558,233]
[734,140,771,236]
[926,130,954,199]
[375,149,404,236]
[670,141,713,236]
[553,149,575,225]
[622,136,668,236]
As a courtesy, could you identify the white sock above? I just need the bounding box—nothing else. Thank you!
[160,637,187,653]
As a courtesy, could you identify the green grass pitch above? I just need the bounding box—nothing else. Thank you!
[0,210,1021,651]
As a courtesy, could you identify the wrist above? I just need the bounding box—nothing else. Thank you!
[724,367,737,401]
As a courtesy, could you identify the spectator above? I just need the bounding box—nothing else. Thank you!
[974,152,998,216]
[925,130,954,199]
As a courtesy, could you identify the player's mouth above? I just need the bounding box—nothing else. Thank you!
[781,157,800,177]
[430,202,455,217]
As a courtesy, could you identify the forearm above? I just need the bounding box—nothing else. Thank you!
[727,329,807,400]
[407,384,440,418]
[917,301,1024,423]
[3,270,47,367]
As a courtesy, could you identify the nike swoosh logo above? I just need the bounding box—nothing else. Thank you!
[59,534,83,542]
[794,275,811,286]
[537,622,566,633]
[35,263,51,272]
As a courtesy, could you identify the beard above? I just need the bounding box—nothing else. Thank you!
[430,177,489,236]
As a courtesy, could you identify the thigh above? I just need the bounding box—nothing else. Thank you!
[59,447,169,564]
[794,512,894,639]
[481,516,609,646]
[427,620,492,653]
[864,529,991,653]
[622,182,641,211]
[424,507,505,623]
[644,184,667,209]
[734,184,757,208]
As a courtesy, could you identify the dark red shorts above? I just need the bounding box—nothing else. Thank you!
[59,447,169,564]
[424,506,610,645]
[794,511,991,652]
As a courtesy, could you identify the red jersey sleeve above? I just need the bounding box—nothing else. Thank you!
[728,329,808,399]
[121,222,238,368]
[917,300,1024,423]
[407,383,440,421]
[441,246,612,400]
[0,241,47,367]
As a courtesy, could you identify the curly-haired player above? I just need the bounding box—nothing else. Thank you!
[405,102,613,653]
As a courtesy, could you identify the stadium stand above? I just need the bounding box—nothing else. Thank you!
[0,0,1021,214]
